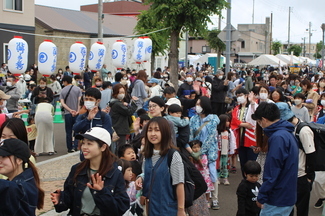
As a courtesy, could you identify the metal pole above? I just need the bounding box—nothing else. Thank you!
[98,0,103,42]
[288,7,291,50]
[185,31,188,68]
[321,24,325,70]
[270,12,273,54]
[217,14,222,72]
[252,0,255,24]
[225,0,232,75]
[309,22,312,58]
[303,37,306,57]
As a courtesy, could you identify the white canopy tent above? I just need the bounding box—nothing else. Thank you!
[247,54,287,67]
[276,54,300,64]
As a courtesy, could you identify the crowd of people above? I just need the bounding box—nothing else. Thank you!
[0,61,325,216]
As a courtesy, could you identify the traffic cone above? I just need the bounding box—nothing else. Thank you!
[21,106,28,126]
[53,101,64,123]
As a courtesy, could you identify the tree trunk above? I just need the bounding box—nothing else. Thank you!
[168,29,180,92]
[150,52,155,76]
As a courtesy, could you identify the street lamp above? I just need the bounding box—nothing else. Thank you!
[321,23,325,70]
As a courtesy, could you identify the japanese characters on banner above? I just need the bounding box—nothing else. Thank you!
[143,36,152,61]
[38,40,57,77]
[7,36,28,76]
[111,40,127,69]
[69,41,87,75]
[132,37,146,63]
[88,41,106,70]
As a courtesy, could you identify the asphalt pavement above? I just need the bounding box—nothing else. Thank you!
[38,122,323,216]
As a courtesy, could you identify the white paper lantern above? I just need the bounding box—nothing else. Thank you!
[69,41,87,75]
[143,36,152,61]
[88,41,106,70]
[132,37,146,63]
[38,40,57,77]
[111,40,127,69]
[7,36,28,76]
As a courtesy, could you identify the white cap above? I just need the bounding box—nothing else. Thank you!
[75,127,111,146]
[166,98,181,106]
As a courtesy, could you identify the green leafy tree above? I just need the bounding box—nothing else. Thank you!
[314,41,323,59]
[135,10,170,74]
[205,29,226,70]
[271,41,282,55]
[287,44,302,56]
[137,0,228,90]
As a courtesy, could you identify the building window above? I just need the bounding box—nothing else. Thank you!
[5,0,22,11]
[3,44,8,63]
[241,41,245,48]
[202,46,211,53]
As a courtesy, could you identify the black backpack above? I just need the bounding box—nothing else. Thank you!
[167,148,207,208]
[295,122,325,171]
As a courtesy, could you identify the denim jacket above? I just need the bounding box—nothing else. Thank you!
[55,162,129,216]
[0,168,38,216]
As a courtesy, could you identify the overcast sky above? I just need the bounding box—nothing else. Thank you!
[35,0,324,44]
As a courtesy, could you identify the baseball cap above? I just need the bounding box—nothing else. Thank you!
[0,139,30,162]
[275,102,295,121]
[166,98,181,106]
[75,127,112,146]
[148,78,159,84]
[0,90,11,100]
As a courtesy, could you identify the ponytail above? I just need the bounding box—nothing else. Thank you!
[28,161,44,210]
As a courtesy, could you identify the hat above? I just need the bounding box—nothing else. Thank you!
[0,139,30,162]
[0,90,11,100]
[75,127,112,147]
[148,78,159,84]
[275,102,295,121]
[166,98,181,106]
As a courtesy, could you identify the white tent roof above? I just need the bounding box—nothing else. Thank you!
[276,54,300,64]
[247,54,287,66]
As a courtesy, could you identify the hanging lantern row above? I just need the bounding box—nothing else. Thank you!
[7,36,152,76]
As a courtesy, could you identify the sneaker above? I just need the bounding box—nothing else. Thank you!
[212,200,220,210]
[230,166,237,173]
[67,149,75,153]
[314,198,325,208]
[224,179,230,185]
[206,201,211,209]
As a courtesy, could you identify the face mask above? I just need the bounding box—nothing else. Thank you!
[243,75,246,79]
[57,76,60,80]
[290,80,294,85]
[117,94,125,100]
[123,77,127,80]
[0,138,5,144]
[164,78,168,81]
[6,82,12,87]
[218,75,223,80]
[320,82,325,88]
[95,82,102,86]
[84,101,96,110]
[294,99,302,105]
[237,95,246,104]
[321,100,325,107]
[40,84,46,88]
[186,77,193,83]
[259,93,268,100]
[0,100,6,108]
[195,105,203,114]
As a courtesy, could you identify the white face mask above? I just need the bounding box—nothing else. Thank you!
[6,82,12,87]
[243,75,246,79]
[259,93,268,100]
[40,84,46,88]
[237,95,246,104]
[117,94,125,100]
[0,100,7,108]
[0,138,5,144]
[186,77,193,83]
[321,100,325,107]
[84,101,96,110]
[195,105,203,114]
[57,76,60,80]
[294,99,302,105]
[218,75,223,80]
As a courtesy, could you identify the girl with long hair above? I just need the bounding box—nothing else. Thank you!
[51,127,129,216]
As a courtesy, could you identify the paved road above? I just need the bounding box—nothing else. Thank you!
[38,122,323,215]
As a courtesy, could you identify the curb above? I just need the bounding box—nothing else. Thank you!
[36,151,79,167]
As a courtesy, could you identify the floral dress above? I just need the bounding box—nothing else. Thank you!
[194,154,214,193]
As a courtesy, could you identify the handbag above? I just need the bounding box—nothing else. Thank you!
[225,96,232,104]
[61,85,74,112]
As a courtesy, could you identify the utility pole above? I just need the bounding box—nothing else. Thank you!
[287,7,291,50]
[252,0,255,24]
[185,31,188,68]
[270,13,273,55]
[302,37,306,57]
[309,22,312,58]
[98,0,103,42]
[225,0,232,75]
[217,14,222,71]
[321,24,325,70]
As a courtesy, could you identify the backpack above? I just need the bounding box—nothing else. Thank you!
[295,122,325,171]
[167,148,207,208]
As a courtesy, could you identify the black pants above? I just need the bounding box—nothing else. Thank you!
[238,146,258,179]
[290,175,311,216]
[211,102,227,116]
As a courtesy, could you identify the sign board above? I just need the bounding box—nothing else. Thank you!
[217,24,241,42]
